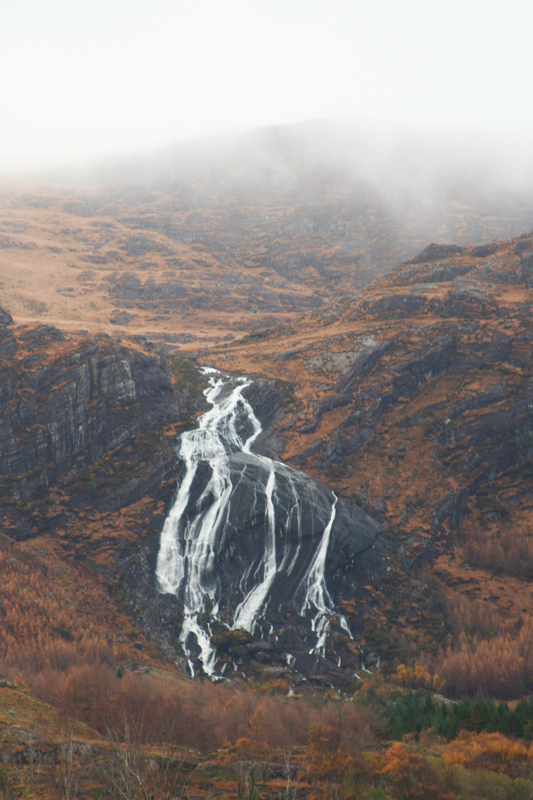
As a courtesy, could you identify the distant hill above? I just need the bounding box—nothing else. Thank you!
[2,119,533,342]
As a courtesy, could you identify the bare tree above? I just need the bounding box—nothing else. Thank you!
[19,715,41,790]
[0,766,16,800]
[100,712,195,800]
[54,730,80,800]
[281,748,306,800]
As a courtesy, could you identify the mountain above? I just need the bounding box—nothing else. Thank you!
[199,229,533,693]
[5,180,533,794]
[2,119,533,346]
[2,113,533,689]
[3,223,533,696]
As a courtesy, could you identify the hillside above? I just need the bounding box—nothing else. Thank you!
[2,227,533,688]
[4,123,533,796]
[2,120,533,345]
[197,230,533,692]
[3,228,533,797]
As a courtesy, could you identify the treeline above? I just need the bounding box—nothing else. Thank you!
[6,635,533,798]
[0,635,374,754]
[384,691,533,741]
[464,525,533,579]
[6,713,533,800]
[382,616,533,701]
[436,619,533,699]
[373,733,533,800]
[8,631,533,754]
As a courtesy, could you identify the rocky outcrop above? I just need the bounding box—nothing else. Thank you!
[108,272,324,318]
[0,306,13,325]
[405,243,466,264]
[124,372,387,684]
[367,293,428,317]
[0,329,206,508]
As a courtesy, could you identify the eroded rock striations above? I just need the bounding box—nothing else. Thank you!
[0,328,206,521]
[152,371,385,680]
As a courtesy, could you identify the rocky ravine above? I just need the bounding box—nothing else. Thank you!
[4,230,533,686]
[0,317,391,685]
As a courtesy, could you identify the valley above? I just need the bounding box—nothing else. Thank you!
[3,122,533,797]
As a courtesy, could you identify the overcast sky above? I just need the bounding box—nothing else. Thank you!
[1,0,532,173]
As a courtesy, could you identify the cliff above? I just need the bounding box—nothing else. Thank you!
[0,323,206,529]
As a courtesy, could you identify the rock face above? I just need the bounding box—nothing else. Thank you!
[0,306,13,325]
[0,329,205,512]
[108,271,324,318]
[153,372,385,681]
[406,243,466,264]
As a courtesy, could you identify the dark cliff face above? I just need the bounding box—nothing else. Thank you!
[2,347,172,499]
[0,327,207,527]
[129,372,389,684]
[170,448,381,629]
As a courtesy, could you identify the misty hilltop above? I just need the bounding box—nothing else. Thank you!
[2,119,533,342]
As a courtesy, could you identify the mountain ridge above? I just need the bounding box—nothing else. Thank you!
[2,119,533,347]
[2,225,533,693]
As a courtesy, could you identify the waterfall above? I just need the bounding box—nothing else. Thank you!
[156,369,343,676]
[299,496,337,656]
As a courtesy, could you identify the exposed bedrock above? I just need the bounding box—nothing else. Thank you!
[0,333,388,684]
[165,450,381,623]
[140,371,389,683]
[0,332,206,511]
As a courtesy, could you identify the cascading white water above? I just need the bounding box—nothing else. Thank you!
[157,370,255,675]
[299,496,338,656]
[156,369,343,675]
